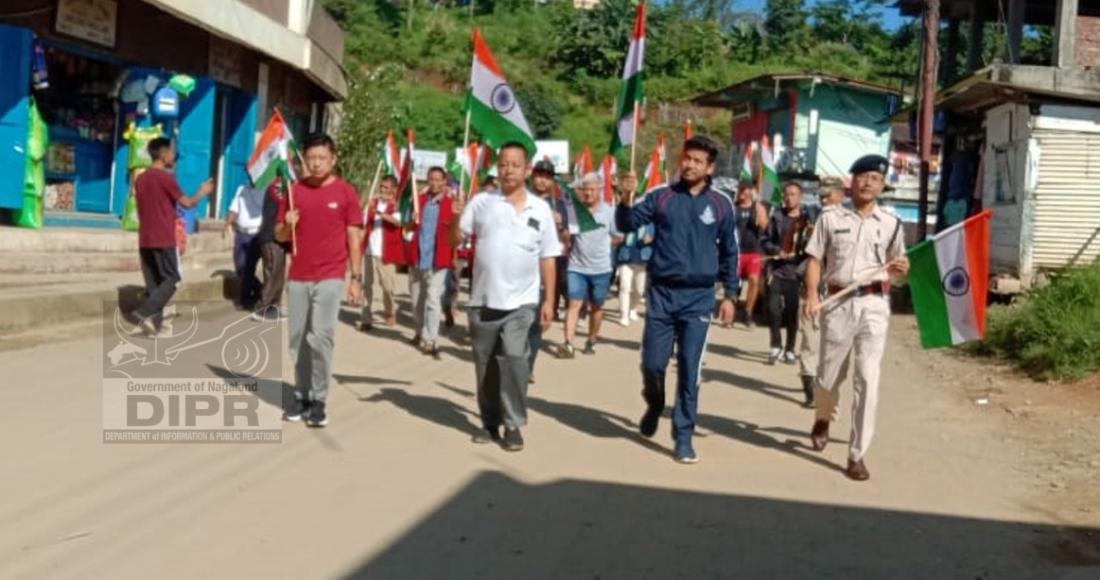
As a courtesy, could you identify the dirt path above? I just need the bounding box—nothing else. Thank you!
[1,282,1097,579]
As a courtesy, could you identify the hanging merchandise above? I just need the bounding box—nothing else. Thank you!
[168,74,195,98]
[124,122,163,169]
[121,173,142,231]
[152,86,179,119]
[14,99,49,229]
[32,39,49,90]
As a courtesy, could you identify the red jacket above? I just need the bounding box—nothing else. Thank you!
[364,198,406,265]
[406,192,456,270]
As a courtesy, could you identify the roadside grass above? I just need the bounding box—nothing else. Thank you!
[965,264,1100,380]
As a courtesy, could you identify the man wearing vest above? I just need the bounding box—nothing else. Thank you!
[617,135,740,464]
[359,175,403,331]
[408,166,457,360]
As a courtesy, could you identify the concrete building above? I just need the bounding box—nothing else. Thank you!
[899,0,1100,292]
[0,0,347,230]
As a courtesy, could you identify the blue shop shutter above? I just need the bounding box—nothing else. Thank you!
[219,89,257,218]
[0,24,32,211]
[176,77,216,232]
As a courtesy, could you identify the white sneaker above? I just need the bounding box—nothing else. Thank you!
[768,347,782,365]
[782,350,798,364]
[619,316,631,327]
[630,310,640,321]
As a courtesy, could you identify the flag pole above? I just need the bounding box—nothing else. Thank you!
[629,100,640,174]
[460,108,472,201]
[286,173,297,256]
[364,157,384,207]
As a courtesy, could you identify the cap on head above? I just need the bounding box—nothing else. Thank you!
[849,154,889,177]
[532,160,556,176]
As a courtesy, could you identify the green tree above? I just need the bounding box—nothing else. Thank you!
[336,66,401,189]
[515,87,564,139]
[765,0,810,56]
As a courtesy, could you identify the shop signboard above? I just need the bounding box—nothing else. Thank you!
[410,149,448,181]
[55,0,118,48]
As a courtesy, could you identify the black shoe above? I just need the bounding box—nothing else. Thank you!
[358,320,373,332]
[284,392,311,422]
[801,375,816,408]
[427,343,441,360]
[472,426,501,445]
[445,310,455,328]
[582,339,596,355]
[409,334,422,346]
[502,428,524,451]
[639,406,661,438]
[305,401,328,427]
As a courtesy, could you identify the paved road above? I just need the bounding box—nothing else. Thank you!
[1,282,1097,579]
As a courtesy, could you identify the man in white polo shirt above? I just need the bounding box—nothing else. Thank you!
[450,142,562,452]
[225,180,266,310]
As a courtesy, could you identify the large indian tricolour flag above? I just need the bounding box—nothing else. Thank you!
[465,29,535,154]
[907,210,993,349]
[610,1,646,155]
[247,109,298,190]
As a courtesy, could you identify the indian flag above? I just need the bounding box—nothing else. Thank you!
[452,141,489,196]
[574,145,593,179]
[908,210,992,349]
[760,135,779,204]
[397,129,417,225]
[642,137,666,193]
[609,1,646,155]
[383,130,401,177]
[465,29,535,154]
[247,109,298,190]
[600,155,617,204]
[556,177,600,234]
[740,142,755,183]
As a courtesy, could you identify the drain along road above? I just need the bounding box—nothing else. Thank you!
[2,283,1099,579]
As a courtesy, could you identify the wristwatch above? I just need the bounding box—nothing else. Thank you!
[350,274,363,282]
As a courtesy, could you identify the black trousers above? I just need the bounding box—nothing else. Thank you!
[136,247,181,329]
[768,277,800,352]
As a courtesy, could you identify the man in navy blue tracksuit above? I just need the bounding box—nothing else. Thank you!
[617,136,740,464]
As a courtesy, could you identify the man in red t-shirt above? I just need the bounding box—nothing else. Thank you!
[132,137,213,336]
[275,133,363,428]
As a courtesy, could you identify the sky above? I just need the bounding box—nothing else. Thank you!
[737,0,909,31]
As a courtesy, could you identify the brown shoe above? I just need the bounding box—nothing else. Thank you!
[845,458,871,481]
[810,420,829,452]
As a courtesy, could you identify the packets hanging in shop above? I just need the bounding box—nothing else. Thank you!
[124,122,163,169]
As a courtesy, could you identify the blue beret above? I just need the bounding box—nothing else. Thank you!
[849,154,889,176]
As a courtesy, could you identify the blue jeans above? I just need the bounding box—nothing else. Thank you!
[641,285,714,447]
[566,271,612,306]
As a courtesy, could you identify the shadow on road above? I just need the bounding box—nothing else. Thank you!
[702,367,804,406]
[360,387,482,438]
[527,396,670,458]
[343,472,1100,579]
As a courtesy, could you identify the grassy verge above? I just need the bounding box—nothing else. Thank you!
[965,265,1100,380]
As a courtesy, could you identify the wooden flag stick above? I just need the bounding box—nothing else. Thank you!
[364,157,384,207]
[460,108,472,201]
[629,100,640,174]
[286,174,297,256]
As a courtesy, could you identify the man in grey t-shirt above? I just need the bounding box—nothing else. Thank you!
[558,172,623,358]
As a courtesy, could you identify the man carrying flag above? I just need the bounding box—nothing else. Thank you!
[464,29,535,154]
[274,133,364,428]
[803,154,909,481]
[617,135,740,464]
[610,1,646,158]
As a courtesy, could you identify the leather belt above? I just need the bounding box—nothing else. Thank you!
[828,281,889,297]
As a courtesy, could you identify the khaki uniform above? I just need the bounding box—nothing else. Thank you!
[804,204,905,461]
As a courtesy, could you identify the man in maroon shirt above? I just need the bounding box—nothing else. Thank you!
[132,137,213,336]
[275,133,363,428]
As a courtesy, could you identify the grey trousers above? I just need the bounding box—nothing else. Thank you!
[469,306,537,430]
[409,267,448,342]
[287,279,344,402]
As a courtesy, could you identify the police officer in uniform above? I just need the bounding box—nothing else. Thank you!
[617,136,740,464]
[803,155,909,481]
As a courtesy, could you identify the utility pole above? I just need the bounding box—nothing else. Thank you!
[918,0,939,240]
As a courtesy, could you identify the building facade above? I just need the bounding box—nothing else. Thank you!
[0,0,346,230]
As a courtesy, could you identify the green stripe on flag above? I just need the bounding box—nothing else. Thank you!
[907,239,954,348]
[465,93,536,154]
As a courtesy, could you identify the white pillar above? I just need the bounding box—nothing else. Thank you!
[1054,0,1079,68]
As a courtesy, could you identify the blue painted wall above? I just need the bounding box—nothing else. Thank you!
[0,24,32,211]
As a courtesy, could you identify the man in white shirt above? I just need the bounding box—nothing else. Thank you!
[450,142,562,452]
[225,181,265,310]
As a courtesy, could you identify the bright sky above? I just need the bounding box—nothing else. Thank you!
[737,0,910,31]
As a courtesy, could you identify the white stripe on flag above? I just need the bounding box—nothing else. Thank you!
[933,228,981,344]
[471,60,532,136]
